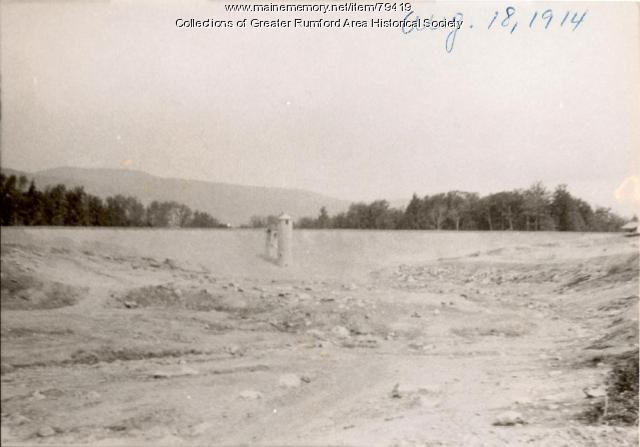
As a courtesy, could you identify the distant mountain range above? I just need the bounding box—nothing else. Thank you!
[1,167,350,226]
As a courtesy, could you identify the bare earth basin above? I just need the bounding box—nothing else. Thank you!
[1,228,638,446]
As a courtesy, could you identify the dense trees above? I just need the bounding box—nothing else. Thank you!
[0,174,226,228]
[247,215,279,229]
[295,183,627,232]
[2,173,628,232]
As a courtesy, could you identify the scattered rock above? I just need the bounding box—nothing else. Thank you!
[31,390,46,400]
[279,373,302,388]
[331,326,350,339]
[85,391,101,401]
[36,426,56,437]
[163,259,178,269]
[583,386,607,398]
[493,411,525,426]
[432,309,440,316]
[123,301,138,309]
[239,390,263,400]
[391,383,401,399]
[225,345,246,357]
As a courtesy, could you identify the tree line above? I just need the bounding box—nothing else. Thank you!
[295,183,628,232]
[0,173,227,228]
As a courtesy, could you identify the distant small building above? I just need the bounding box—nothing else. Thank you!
[621,221,638,233]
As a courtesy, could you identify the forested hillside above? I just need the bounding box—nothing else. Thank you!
[0,173,226,228]
[1,173,629,231]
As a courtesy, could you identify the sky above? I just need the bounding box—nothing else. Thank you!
[1,1,639,214]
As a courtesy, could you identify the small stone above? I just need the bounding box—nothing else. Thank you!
[36,426,56,437]
[432,309,440,316]
[583,386,607,398]
[391,383,401,399]
[331,326,350,339]
[31,391,46,400]
[239,390,263,400]
[278,374,301,388]
[493,411,525,426]
[86,391,101,401]
[226,345,246,357]
[123,301,138,309]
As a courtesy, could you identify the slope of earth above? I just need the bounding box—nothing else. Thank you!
[1,229,638,446]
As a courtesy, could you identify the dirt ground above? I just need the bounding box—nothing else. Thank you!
[1,228,638,446]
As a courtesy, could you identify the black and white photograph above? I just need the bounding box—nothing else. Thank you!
[1,0,639,445]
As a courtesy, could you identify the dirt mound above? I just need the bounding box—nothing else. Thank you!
[115,284,272,314]
[266,302,388,337]
[0,263,83,310]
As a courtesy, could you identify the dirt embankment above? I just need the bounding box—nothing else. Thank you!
[1,258,84,310]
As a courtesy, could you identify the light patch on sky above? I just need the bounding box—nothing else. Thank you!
[1,1,638,214]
